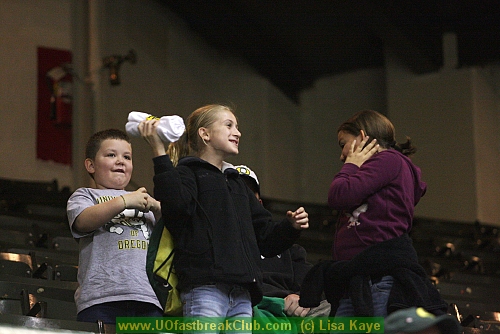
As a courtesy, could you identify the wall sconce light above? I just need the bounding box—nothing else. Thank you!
[102,49,137,85]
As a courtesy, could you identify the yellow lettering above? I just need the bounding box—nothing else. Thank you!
[361,322,370,332]
[349,320,379,333]
[117,239,149,250]
[252,319,261,331]
[330,321,337,330]
[319,319,326,330]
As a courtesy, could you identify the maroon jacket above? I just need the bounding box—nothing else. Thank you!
[328,149,426,261]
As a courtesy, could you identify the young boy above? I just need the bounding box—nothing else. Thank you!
[67,129,162,324]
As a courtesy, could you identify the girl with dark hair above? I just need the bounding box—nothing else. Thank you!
[321,110,446,317]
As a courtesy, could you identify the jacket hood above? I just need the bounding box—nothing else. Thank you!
[392,150,427,204]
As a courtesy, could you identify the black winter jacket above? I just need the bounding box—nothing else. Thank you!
[153,155,301,305]
[299,234,448,316]
[259,244,312,298]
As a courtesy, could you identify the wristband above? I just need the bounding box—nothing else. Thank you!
[120,195,127,209]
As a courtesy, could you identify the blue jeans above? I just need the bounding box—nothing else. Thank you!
[335,276,393,317]
[181,283,252,334]
[77,301,163,324]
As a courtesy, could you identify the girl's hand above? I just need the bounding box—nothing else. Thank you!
[345,137,379,167]
[145,195,161,213]
[287,207,309,230]
[146,195,162,221]
[138,119,167,157]
[284,294,310,317]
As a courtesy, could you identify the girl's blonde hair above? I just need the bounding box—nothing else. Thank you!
[167,104,234,165]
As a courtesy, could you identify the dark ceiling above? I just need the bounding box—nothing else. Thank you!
[160,0,500,102]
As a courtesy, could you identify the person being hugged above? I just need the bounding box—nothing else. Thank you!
[139,104,309,329]
[67,129,163,324]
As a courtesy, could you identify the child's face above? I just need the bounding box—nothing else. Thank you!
[86,139,133,190]
[337,130,363,163]
[205,110,241,157]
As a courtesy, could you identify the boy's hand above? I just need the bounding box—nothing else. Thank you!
[122,187,149,211]
[345,137,379,167]
[287,207,309,230]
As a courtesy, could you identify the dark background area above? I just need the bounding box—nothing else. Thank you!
[160,0,500,102]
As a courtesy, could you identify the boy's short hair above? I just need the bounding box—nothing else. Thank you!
[85,129,131,160]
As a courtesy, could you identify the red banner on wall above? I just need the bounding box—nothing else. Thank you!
[36,46,73,165]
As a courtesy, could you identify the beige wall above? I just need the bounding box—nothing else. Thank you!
[90,0,303,201]
[386,52,500,225]
[300,68,387,202]
[1,0,499,225]
[0,0,73,186]
[388,69,477,222]
[472,68,500,225]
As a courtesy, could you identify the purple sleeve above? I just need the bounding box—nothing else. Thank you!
[328,153,401,210]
